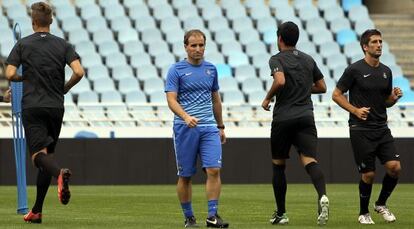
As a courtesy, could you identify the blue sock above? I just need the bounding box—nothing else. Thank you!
[208,199,218,217]
[181,202,194,218]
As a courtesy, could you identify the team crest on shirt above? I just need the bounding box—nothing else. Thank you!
[205,69,213,76]
[383,72,387,79]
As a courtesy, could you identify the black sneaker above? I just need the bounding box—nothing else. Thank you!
[269,211,289,225]
[184,216,199,228]
[206,214,229,228]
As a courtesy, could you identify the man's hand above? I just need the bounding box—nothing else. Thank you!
[392,87,403,101]
[219,129,226,144]
[262,99,271,111]
[3,88,11,103]
[352,107,370,120]
[184,115,198,128]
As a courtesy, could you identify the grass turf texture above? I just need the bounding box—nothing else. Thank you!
[0,184,413,228]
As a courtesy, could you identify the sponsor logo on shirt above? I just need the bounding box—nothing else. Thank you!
[185,72,192,76]
[363,74,371,78]
[383,72,387,79]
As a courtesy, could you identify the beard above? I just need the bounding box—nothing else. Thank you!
[368,51,381,59]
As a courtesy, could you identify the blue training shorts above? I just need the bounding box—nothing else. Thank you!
[173,124,222,177]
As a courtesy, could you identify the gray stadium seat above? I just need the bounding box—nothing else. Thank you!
[348,5,370,23]
[75,41,97,57]
[117,28,139,44]
[329,18,351,34]
[55,4,77,21]
[219,77,239,92]
[298,5,320,21]
[130,53,152,69]
[222,90,245,105]
[247,90,267,105]
[235,65,257,83]
[221,41,243,56]
[231,16,254,34]
[104,4,126,21]
[125,91,147,105]
[134,16,156,32]
[128,4,150,20]
[87,65,110,82]
[245,41,268,56]
[238,30,261,46]
[118,77,141,94]
[241,78,264,93]
[177,5,199,21]
[208,17,230,33]
[98,41,120,58]
[71,79,92,94]
[137,64,159,81]
[152,4,174,21]
[141,28,163,44]
[81,53,103,69]
[94,78,116,93]
[323,5,345,23]
[154,53,176,69]
[344,41,362,58]
[86,16,109,33]
[319,41,341,58]
[93,29,115,45]
[110,16,132,32]
[227,52,249,67]
[249,5,271,20]
[122,41,145,57]
[112,66,134,81]
[105,52,127,69]
[148,40,170,56]
[143,78,165,94]
[80,4,102,20]
[201,4,223,21]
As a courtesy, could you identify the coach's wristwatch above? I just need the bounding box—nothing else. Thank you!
[217,125,225,129]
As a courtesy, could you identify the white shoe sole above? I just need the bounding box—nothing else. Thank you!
[318,195,329,225]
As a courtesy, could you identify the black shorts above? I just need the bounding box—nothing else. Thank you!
[270,116,317,160]
[22,108,64,155]
[350,128,399,173]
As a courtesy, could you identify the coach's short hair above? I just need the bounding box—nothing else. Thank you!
[184,29,206,45]
[31,2,53,27]
[277,21,299,47]
[360,29,382,52]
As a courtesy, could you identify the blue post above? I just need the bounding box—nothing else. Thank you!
[11,23,29,215]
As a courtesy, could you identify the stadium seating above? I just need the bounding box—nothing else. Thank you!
[0,0,411,129]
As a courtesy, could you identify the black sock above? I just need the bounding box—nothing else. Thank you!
[34,153,60,178]
[359,180,372,215]
[272,164,287,216]
[32,169,52,214]
[305,162,326,199]
[376,174,398,206]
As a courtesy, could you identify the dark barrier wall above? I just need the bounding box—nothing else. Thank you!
[0,138,413,185]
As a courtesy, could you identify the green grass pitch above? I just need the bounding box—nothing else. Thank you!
[0,184,413,228]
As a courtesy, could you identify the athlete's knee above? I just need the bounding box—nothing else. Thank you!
[32,149,47,166]
[362,171,375,183]
[386,162,401,178]
[205,168,220,177]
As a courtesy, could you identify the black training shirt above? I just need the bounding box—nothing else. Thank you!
[336,59,392,129]
[6,32,80,109]
[268,49,323,121]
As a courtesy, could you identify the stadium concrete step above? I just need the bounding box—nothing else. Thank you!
[372,14,414,78]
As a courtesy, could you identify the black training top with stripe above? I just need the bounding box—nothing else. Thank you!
[336,59,392,129]
[6,32,79,109]
[268,49,323,121]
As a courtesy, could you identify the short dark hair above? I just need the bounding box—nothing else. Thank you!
[277,21,299,46]
[31,2,53,27]
[360,29,382,53]
[184,29,206,45]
